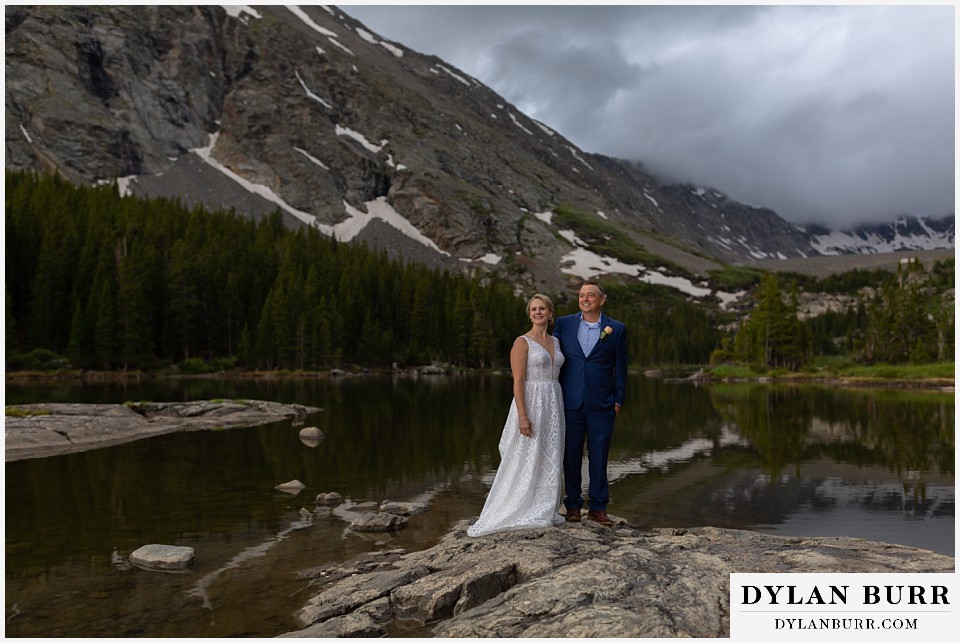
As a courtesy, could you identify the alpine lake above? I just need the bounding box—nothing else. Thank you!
[4,374,955,637]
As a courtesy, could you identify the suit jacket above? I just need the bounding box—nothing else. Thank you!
[553,312,627,412]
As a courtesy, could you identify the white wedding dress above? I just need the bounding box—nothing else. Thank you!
[467,335,566,536]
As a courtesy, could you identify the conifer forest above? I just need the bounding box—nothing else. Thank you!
[5,171,954,373]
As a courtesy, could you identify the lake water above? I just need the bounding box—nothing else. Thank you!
[4,375,955,637]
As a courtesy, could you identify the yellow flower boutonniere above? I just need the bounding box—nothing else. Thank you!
[599,325,614,341]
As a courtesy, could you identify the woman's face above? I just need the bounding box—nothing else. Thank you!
[528,298,551,325]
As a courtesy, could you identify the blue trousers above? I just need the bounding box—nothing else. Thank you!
[563,408,614,511]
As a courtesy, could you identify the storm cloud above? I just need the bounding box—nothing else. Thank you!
[345,4,954,227]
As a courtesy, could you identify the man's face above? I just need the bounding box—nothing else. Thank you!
[578,285,605,315]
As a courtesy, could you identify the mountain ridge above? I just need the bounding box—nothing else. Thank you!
[5,5,952,296]
[806,215,954,256]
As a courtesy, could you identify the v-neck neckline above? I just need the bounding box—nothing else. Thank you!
[526,334,556,365]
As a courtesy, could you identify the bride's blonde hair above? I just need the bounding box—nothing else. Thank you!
[526,293,556,324]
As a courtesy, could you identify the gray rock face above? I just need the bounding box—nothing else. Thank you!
[4,400,322,461]
[129,544,195,571]
[5,5,829,294]
[282,521,954,638]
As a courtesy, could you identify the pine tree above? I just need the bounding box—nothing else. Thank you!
[733,273,806,369]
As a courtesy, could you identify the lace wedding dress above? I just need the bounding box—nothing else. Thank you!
[467,335,566,536]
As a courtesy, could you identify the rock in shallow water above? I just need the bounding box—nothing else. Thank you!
[379,500,428,516]
[349,513,408,532]
[298,427,324,446]
[276,479,306,494]
[129,544,195,571]
[315,491,343,506]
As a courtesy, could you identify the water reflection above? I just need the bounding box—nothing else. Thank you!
[4,376,954,637]
[605,382,954,553]
[710,384,955,483]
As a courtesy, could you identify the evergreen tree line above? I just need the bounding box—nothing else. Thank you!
[5,171,525,370]
[720,260,954,369]
[5,171,734,372]
[8,170,950,374]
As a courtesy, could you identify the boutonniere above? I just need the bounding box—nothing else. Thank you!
[599,325,614,341]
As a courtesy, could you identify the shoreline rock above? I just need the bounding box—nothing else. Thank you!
[4,400,322,462]
[280,521,954,638]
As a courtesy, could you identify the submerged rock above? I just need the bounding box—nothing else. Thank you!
[379,501,428,516]
[349,513,408,532]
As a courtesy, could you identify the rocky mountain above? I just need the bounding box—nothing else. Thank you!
[4,5,952,297]
[805,215,954,256]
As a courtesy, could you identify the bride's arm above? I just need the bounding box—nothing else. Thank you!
[510,337,533,438]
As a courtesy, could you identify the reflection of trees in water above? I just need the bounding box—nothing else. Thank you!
[608,382,953,532]
[809,479,953,519]
[707,384,955,483]
[608,450,824,529]
[611,454,953,533]
[6,377,953,576]
[612,379,724,456]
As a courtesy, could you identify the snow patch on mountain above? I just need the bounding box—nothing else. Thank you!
[192,132,316,226]
[509,113,533,135]
[461,253,502,265]
[220,5,260,20]
[338,198,450,256]
[355,26,403,57]
[555,225,716,299]
[295,71,332,109]
[294,146,328,170]
[335,125,386,153]
[809,216,954,255]
[433,64,471,87]
[285,5,336,37]
[116,175,137,197]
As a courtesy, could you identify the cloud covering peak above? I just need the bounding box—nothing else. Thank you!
[346,4,955,227]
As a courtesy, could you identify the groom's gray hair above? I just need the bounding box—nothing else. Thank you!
[580,281,606,296]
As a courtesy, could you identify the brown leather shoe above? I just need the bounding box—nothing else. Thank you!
[565,507,582,523]
[586,510,614,527]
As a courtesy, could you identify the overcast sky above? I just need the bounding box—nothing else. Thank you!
[343,4,955,227]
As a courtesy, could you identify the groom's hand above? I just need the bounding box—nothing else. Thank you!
[615,403,621,417]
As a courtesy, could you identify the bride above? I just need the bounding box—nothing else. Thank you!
[467,293,566,536]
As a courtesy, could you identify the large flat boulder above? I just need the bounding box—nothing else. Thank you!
[5,400,322,461]
[282,521,954,638]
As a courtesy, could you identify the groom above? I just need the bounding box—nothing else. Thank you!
[553,281,628,526]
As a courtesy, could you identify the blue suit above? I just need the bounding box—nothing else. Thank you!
[553,312,627,512]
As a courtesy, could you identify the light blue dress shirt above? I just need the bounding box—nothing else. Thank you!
[577,314,601,356]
